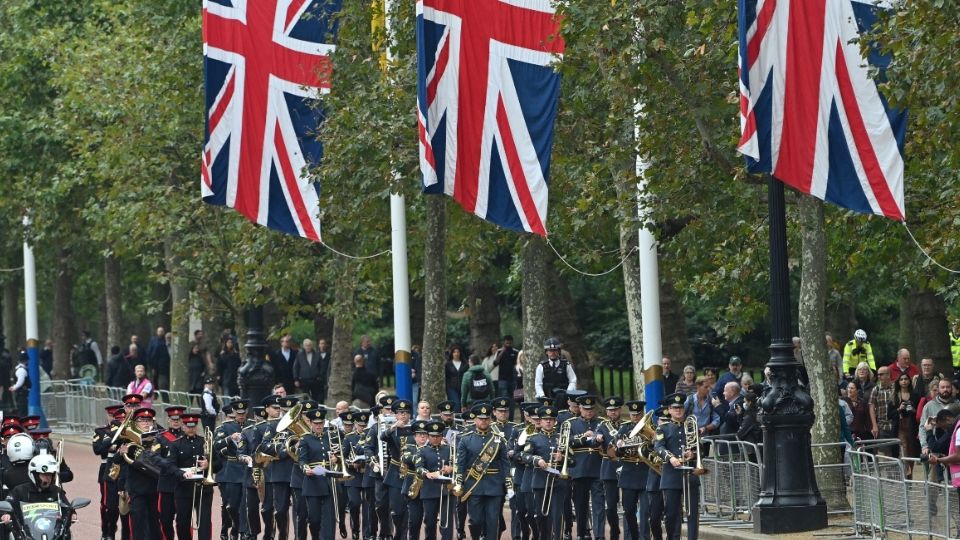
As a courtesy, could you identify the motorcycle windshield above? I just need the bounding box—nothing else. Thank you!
[20,502,60,540]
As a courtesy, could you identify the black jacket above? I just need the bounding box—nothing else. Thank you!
[107,353,134,388]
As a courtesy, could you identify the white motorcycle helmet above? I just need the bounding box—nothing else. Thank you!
[27,453,59,487]
[7,433,34,463]
[854,329,867,341]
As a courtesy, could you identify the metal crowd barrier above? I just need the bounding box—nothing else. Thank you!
[848,447,959,539]
[699,437,762,524]
[40,379,240,432]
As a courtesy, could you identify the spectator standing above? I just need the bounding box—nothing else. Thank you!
[843,381,872,442]
[703,367,719,389]
[712,356,745,397]
[843,329,875,374]
[684,377,720,438]
[106,346,134,388]
[715,382,744,440]
[293,339,327,402]
[75,330,103,377]
[826,334,843,380]
[126,334,140,355]
[675,365,698,396]
[854,362,875,397]
[916,380,940,424]
[481,343,499,381]
[9,351,29,415]
[662,357,679,395]
[919,379,957,456]
[912,358,943,401]
[216,337,241,397]
[127,364,154,408]
[124,344,144,374]
[925,410,960,537]
[460,353,492,411]
[868,366,898,456]
[741,375,756,396]
[39,340,53,377]
[350,354,378,408]
[888,348,919,383]
[270,334,297,393]
[493,335,520,404]
[188,343,206,394]
[893,374,920,473]
[146,326,170,390]
[411,344,422,403]
[444,345,469,405]
[354,335,382,380]
[736,391,762,449]
[0,340,11,412]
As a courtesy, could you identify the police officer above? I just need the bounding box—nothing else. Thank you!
[519,405,565,540]
[158,406,186,540]
[215,399,253,540]
[169,413,220,540]
[381,398,414,540]
[260,396,299,539]
[567,395,604,540]
[615,401,649,540]
[299,405,337,540]
[455,403,513,540]
[414,420,454,540]
[597,397,624,540]
[535,338,577,400]
[654,393,700,540]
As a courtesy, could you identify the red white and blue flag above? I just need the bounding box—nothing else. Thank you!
[201,0,340,241]
[416,0,565,236]
[738,0,906,220]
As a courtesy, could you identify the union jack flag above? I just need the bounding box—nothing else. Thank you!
[201,0,340,241]
[416,0,565,236]
[738,0,907,220]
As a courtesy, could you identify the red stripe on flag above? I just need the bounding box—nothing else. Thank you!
[427,33,450,107]
[208,72,235,136]
[774,0,825,192]
[833,41,903,221]
[495,96,545,236]
[285,0,308,32]
[274,123,321,241]
[418,115,437,172]
[201,150,213,189]
[746,0,778,66]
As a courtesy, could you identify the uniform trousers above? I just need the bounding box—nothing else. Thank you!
[243,486,262,539]
[422,496,455,540]
[646,490,663,540]
[305,495,336,540]
[361,486,378,539]
[347,486,363,538]
[375,481,392,539]
[619,488,646,540]
[158,491,176,540]
[220,482,245,538]
[175,485,214,540]
[273,482,293,538]
[661,484,699,540]
[261,481,276,539]
[467,495,504,540]
[130,492,160,540]
[338,483,349,535]
[100,479,121,539]
[293,487,308,540]
[408,498,424,540]
[388,485,409,540]
[571,478,605,540]
[601,481,620,540]
[532,483,568,540]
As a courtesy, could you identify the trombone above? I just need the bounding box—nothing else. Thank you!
[541,421,571,515]
[190,427,218,534]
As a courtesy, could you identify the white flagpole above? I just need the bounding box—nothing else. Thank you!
[635,101,664,410]
[385,0,412,400]
[22,215,44,424]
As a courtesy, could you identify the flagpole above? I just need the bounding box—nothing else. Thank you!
[635,102,663,411]
[22,215,45,427]
[384,0,412,401]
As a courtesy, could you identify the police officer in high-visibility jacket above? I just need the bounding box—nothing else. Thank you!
[843,329,875,374]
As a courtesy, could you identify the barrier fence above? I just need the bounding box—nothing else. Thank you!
[40,379,240,432]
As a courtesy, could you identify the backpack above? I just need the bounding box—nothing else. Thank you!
[469,370,490,400]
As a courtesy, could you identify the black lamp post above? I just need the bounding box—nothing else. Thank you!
[752,176,828,533]
[238,306,273,405]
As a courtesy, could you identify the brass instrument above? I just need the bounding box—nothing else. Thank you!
[373,415,395,476]
[327,425,352,480]
[112,414,147,446]
[407,467,424,499]
[278,404,311,461]
[255,450,278,466]
[682,416,708,476]
[618,411,664,475]
[123,442,161,476]
[202,428,218,486]
[516,424,535,447]
[542,421,571,515]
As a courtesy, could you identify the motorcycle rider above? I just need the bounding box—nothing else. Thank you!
[1,453,68,521]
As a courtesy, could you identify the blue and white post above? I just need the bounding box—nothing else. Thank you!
[22,215,46,427]
[385,0,412,401]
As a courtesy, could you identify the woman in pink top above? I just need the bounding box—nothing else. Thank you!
[127,364,154,408]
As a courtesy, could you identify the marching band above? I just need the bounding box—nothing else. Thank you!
[83,384,709,540]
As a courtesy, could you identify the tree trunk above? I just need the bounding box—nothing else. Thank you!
[409,295,426,351]
[104,254,123,351]
[467,282,500,363]
[546,265,593,394]
[313,310,334,343]
[2,280,21,350]
[329,262,358,405]
[798,197,848,510]
[421,197,447,407]
[618,222,646,398]
[825,302,857,344]
[522,237,550,400]
[165,240,190,393]
[910,289,951,374]
[51,251,75,380]
[898,295,915,355]
[660,280,694,367]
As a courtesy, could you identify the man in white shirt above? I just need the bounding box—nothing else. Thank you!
[534,337,577,398]
[9,351,30,415]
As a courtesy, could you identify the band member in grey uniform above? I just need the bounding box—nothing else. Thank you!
[596,397,624,540]
[654,393,700,540]
[567,395,604,540]
[615,401,649,540]
[415,421,455,540]
[299,405,338,540]
[519,405,566,540]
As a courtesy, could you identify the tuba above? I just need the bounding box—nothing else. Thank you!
[619,411,664,475]
[277,404,311,460]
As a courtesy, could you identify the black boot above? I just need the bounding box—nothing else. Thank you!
[275,515,289,540]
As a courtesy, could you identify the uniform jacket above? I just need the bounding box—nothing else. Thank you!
[298,432,334,497]
[456,428,511,497]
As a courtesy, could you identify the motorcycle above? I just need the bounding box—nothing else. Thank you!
[0,497,90,540]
